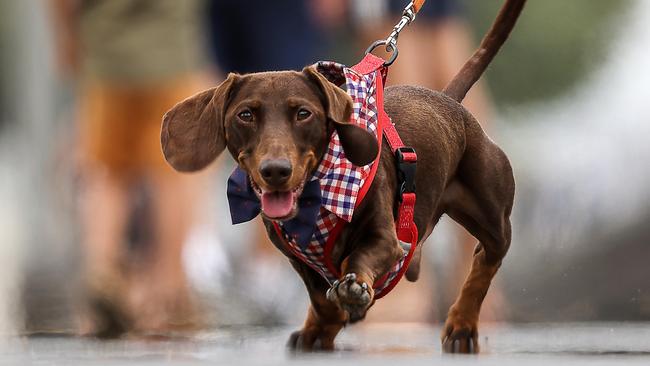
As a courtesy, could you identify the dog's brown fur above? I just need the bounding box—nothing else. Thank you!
[161,0,524,353]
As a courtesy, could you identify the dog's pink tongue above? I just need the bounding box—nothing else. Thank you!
[261,191,294,219]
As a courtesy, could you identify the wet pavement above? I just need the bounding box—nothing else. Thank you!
[2,323,649,365]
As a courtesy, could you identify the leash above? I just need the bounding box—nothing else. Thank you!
[365,0,427,66]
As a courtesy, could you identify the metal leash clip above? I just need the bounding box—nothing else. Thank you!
[365,0,423,66]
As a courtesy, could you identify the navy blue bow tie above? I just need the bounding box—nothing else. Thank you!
[226,167,322,248]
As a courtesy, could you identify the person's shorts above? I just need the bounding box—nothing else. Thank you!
[206,0,324,73]
[78,77,203,176]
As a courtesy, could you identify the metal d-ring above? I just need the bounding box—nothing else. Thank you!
[365,0,420,66]
[365,39,399,66]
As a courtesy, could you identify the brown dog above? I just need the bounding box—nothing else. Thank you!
[161,0,524,353]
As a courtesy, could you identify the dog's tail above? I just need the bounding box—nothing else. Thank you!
[443,0,526,102]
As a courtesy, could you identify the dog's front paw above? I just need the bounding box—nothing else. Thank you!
[441,310,479,354]
[326,273,373,322]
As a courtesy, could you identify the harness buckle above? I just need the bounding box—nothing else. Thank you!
[395,147,417,199]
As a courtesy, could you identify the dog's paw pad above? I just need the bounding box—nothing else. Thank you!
[326,273,372,322]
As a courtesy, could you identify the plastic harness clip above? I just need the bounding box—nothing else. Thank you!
[395,147,417,199]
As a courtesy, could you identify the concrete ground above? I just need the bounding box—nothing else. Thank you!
[2,322,649,365]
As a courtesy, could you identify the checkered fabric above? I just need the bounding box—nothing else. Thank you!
[313,61,379,221]
[275,61,409,297]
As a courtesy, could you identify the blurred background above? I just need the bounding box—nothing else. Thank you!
[0,0,649,337]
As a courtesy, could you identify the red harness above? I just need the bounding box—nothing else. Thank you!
[274,54,418,299]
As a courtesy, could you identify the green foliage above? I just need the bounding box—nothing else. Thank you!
[462,0,632,107]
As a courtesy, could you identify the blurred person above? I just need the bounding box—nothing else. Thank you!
[351,0,504,323]
[49,0,211,335]
[206,0,336,74]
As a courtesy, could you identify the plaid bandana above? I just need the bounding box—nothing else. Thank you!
[311,61,379,221]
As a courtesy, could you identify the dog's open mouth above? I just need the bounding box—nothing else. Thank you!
[250,179,304,220]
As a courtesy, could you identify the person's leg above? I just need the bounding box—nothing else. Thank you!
[423,19,494,118]
[128,77,209,331]
[132,168,204,330]
[76,83,138,336]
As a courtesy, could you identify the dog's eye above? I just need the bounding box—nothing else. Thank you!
[296,109,312,121]
[238,110,254,122]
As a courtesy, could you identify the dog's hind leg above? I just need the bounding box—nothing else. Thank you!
[439,139,515,353]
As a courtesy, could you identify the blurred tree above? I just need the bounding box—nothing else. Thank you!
[463,0,631,109]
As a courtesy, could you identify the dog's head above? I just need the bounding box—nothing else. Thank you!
[161,67,378,220]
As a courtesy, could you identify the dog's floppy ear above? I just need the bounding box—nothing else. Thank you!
[303,66,379,166]
[161,74,239,172]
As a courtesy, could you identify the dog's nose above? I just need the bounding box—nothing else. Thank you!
[259,159,292,187]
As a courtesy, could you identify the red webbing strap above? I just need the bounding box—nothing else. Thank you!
[386,136,418,245]
[397,193,417,244]
[382,114,418,247]
[376,102,418,298]
[353,53,418,252]
[351,53,385,76]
